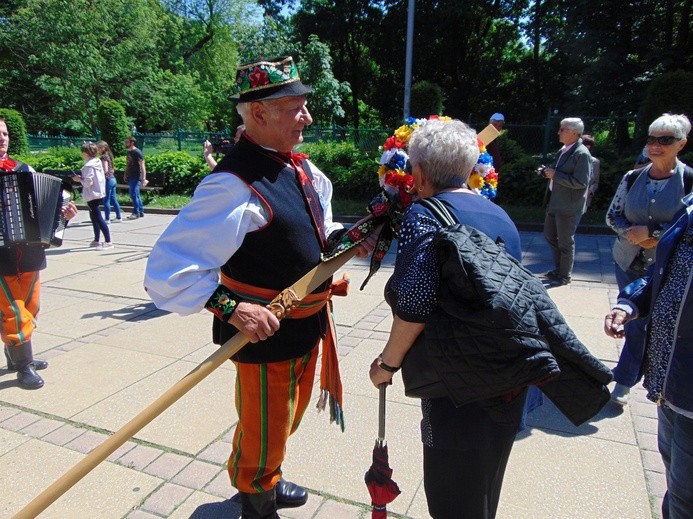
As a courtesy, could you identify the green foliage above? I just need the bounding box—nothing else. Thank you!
[300,35,351,126]
[97,100,130,156]
[637,70,693,144]
[0,108,29,155]
[410,81,445,117]
[12,147,84,171]
[300,141,379,200]
[143,151,209,195]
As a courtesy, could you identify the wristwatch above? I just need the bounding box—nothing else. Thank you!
[377,354,400,373]
[650,228,663,239]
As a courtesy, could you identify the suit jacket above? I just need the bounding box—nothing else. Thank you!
[547,138,592,215]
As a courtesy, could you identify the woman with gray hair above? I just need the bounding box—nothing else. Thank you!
[367,119,524,518]
[606,113,691,405]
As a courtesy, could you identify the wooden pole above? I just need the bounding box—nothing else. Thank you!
[14,245,362,518]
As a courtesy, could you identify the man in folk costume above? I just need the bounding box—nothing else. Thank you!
[144,56,347,519]
[0,118,78,389]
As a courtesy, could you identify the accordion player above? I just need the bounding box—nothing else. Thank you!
[0,168,72,249]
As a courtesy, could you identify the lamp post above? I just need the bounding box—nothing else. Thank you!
[403,0,415,119]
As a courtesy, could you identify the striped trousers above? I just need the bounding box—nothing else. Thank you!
[0,272,40,347]
[229,341,319,493]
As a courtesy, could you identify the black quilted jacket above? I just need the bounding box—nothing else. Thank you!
[425,224,613,426]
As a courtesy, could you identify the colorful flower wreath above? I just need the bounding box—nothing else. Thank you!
[324,115,500,288]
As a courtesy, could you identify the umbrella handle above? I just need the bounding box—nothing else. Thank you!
[378,383,386,445]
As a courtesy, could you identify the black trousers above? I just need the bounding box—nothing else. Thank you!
[423,428,516,519]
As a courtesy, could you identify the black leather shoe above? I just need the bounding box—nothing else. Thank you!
[275,478,308,509]
[17,364,45,390]
[544,269,560,280]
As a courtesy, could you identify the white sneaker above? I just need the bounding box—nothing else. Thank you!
[610,383,630,406]
[114,218,123,223]
[95,242,114,251]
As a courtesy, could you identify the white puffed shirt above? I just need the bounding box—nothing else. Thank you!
[144,160,343,315]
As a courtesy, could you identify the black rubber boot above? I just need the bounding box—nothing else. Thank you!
[4,345,48,371]
[239,490,279,519]
[275,478,308,509]
[5,342,44,390]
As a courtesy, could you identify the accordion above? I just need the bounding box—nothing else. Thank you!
[0,171,72,248]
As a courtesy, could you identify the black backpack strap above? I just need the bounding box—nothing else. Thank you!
[684,165,693,194]
[419,196,458,227]
[625,169,642,192]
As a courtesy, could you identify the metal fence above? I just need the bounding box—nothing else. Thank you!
[27,115,637,160]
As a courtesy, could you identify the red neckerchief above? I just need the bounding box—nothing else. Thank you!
[0,154,17,172]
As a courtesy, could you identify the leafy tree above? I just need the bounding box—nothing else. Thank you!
[637,70,693,144]
[97,100,130,156]
[299,35,350,126]
[292,0,385,128]
[410,80,444,118]
[0,108,30,155]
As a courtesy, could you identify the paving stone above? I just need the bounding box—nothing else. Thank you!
[65,429,109,454]
[645,470,668,498]
[141,483,193,517]
[143,452,192,480]
[338,336,363,347]
[197,441,231,464]
[313,498,366,518]
[171,459,222,490]
[641,449,665,474]
[19,417,63,438]
[203,470,233,498]
[1,411,41,432]
[634,415,659,435]
[0,406,20,423]
[637,431,659,452]
[368,331,389,341]
[107,440,137,462]
[125,510,161,519]
[347,328,371,339]
[117,444,164,471]
[42,423,85,446]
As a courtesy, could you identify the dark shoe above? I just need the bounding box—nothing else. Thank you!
[555,275,571,285]
[5,346,47,371]
[17,364,44,389]
[544,270,560,280]
[275,478,308,509]
[239,490,279,519]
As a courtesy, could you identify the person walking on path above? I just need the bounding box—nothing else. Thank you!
[144,56,347,519]
[97,140,122,223]
[604,189,693,519]
[73,142,113,250]
[540,117,592,286]
[606,113,692,405]
[1,117,78,389]
[124,136,147,219]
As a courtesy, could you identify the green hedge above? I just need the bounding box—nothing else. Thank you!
[0,108,30,155]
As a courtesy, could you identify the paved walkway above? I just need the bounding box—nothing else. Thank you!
[0,212,663,518]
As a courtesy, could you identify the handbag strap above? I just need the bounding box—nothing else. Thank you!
[419,196,458,227]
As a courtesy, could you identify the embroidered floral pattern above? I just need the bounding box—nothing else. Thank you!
[205,286,238,321]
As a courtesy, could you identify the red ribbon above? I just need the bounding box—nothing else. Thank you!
[0,156,17,172]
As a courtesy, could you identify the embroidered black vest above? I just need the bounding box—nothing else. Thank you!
[211,136,330,363]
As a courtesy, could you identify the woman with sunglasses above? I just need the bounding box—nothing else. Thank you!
[606,113,691,406]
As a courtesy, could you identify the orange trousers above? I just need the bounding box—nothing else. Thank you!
[229,341,319,493]
[0,272,41,347]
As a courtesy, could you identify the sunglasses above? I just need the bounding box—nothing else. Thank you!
[646,135,681,146]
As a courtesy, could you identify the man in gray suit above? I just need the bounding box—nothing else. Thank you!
[541,117,592,285]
